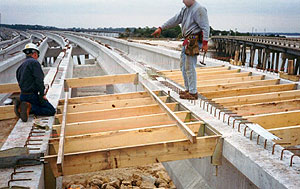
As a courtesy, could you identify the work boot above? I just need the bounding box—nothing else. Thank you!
[180,92,198,100]
[179,90,189,96]
[13,98,21,118]
[20,102,31,122]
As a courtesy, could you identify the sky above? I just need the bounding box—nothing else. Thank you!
[0,0,299,33]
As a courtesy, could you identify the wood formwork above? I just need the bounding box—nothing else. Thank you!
[162,66,300,147]
[44,73,222,177]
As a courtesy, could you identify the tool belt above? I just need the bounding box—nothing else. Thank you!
[183,32,203,56]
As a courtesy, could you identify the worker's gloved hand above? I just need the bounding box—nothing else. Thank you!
[202,40,208,52]
[151,27,162,38]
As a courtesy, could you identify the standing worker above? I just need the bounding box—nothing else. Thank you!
[14,43,56,122]
[152,0,210,100]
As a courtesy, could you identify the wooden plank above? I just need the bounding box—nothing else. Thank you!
[269,125,300,146]
[57,96,168,113]
[279,71,300,82]
[55,103,178,124]
[159,65,225,74]
[0,83,20,94]
[197,75,264,86]
[166,69,239,80]
[65,73,138,89]
[56,92,68,176]
[197,79,279,93]
[53,111,191,136]
[143,84,197,143]
[201,84,296,99]
[45,135,220,177]
[245,110,300,129]
[0,105,16,120]
[162,66,230,76]
[59,91,159,105]
[229,98,300,116]
[174,72,251,83]
[50,122,203,154]
[213,90,300,106]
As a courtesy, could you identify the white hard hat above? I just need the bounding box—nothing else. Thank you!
[23,43,40,55]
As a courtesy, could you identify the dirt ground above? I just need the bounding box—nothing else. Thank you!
[0,118,18,148]
[63,163,176,189]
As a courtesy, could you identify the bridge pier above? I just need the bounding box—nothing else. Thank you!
[270,52,275,71]
[249,46,255,67]
[241,43,246,65]
[294,58,300,75]
[275,52,280,73]
[257,48,262,69]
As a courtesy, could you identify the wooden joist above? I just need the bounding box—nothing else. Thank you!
[175,72,251,83]
[59,91,160,105]
[213,90,300,106]
[166,69,239,80]
[269,125,300,146]
[56,92,69,175]
[201,84,296,99]
[229,98,300,116]
[0,83,20,94]
[143,84,197,143]
[159,65,225,74]
[0,105,15,120]
[197,75,264,86]
[198,79,279,93]
[45,135,221,177]
[53,111,191,136]
[55,103,178,124]
[57,96,168,113]
[49,122,203,154]
[64,73,138,89]
[245,110,300,129]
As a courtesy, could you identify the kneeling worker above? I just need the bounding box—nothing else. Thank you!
[14,43,56,122]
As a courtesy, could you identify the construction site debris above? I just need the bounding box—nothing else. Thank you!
[63,163,176,189]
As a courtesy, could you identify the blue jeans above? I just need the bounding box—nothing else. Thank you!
[180,42,202,94]
[20,93,56,116]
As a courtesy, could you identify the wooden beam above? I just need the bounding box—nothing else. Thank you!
[269,125,300,146]
[174,72,251,83]
[162,66,230,76]
[50,122,203,154]
[229,98,300,116]
[213,90,300,106]
[245,110,300,129]
[56,92,68,176]
[159,65,225,74]
[0,83,20,94]
[64,73,138,89]
[166,69,239,80]
[197,79,279,93]
[197,75,264,86]
[45,135,221,177]
[55,103,178,124]
[53,111,191,136]
[57,96,168,113]
[142,84,197,143]
[59,91,159,105]
[0,105,15,120]
[201,84,296,99]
